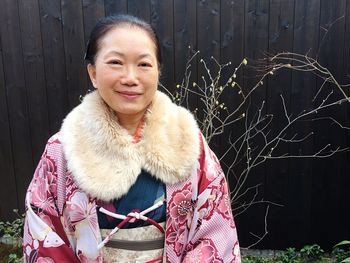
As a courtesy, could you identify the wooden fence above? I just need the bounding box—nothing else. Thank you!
[1,0,350,250]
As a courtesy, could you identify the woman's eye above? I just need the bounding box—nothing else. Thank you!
[109,60,122,65]
[139,62,152,67]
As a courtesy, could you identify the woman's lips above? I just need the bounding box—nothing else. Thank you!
[116,90,142,100]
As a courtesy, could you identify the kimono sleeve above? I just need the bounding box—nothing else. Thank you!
[182,135,241,263]
[23,141,80,263]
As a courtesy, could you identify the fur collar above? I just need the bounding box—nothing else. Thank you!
[60,90,200,201]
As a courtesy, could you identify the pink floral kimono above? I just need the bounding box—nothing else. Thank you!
[23,91,241,262]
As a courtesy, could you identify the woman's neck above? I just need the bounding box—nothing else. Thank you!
[116,110,146,135]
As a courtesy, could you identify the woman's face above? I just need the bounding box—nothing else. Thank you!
[87,25,159,120]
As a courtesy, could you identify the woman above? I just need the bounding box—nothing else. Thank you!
[23,14,241,262]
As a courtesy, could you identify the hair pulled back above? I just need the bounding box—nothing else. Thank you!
[84,14,162,66]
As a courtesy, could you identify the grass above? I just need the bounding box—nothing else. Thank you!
[0,243,22,263]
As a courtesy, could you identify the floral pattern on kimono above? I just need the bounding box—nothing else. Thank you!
[23,133,241,262]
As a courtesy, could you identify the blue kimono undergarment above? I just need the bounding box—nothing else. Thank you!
[97,169,166,229]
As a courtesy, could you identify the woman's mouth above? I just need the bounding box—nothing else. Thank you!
[116,91,142,100]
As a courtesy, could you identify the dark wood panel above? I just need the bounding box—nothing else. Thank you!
[174,0,197,81]
[39,0,69,133]
[340,0,350,245]
[220,0,245,108]
[82,0,105,42]
[150,0,175,93]
[243,0,270,110]
[244,0,270,59]
[82,0,105,91]
[173,0,198,112]
[343,0,350,238]
[264,0,295,249]
[104,0,128,16]
[220,0,245,65]
[62,0,88,108]
[0,19,18,220]
[18,0,50,164]
[219,0,245,234]
[311,0,347,248]
[240,0,270,248]
[196,0,221,154]
[0,0,349,250]
[0,0,33,214]
[317,0,346,79]
[289,0,321,247]
[197,0,220,69]
[128,0,150,22]
[344,0,350,85]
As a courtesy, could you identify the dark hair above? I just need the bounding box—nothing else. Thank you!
[84,14,161,66]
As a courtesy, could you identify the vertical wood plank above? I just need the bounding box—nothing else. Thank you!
[264,0,295,249]
[244,0,270,60]
[18,0,50,164]
[173,0,198,111]
[343,0,350,245]
[82,0,106,42]
[62,0,88,108]
[82,0,105,91]
[220,0,245,66]
[240,0,270,247]
[150,0,175,93]
[244,0,270,115]
[344,1,350,85]
[311,0,348,248]
[0,0,33,215]
[220,0,245,111]
[197,0,220,69]
[196,0,221,153]
[219,0,245,239]
[289,0,321,247]
[104,0,128,16]
[0,26,18,220]
[342,0,350,244]
[128,0,150,22]
[39,0,69,133]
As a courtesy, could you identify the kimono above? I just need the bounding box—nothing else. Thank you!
[23,90,241,262]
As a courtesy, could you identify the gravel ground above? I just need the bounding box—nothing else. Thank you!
[241,249,284,258]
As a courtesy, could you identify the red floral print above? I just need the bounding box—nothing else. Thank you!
[183,239,223,263]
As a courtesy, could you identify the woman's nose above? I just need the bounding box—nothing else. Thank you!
[120,67,139,86]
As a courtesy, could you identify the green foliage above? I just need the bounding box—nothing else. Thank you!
[8,253,22,263]
[300,244,324,260]
[242,244,338,263]
[332,247,350,263]
[335,241,350,247]
[0,243,22,263]
[277,247,299,263]
[242,257,259,263]
[243,256,275,263]
[0,209,24,262]
[333,240,350,263]
[0,209,24,247]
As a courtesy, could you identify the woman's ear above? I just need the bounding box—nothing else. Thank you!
[87,64,97,88]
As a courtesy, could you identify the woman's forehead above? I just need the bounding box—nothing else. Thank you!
[98,26,157,55]
[101,26,155,47]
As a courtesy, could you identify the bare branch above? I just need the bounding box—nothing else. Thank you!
[172,50,350,248]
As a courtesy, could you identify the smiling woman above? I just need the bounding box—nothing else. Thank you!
[22,14,241,262]
[86,25,159,134]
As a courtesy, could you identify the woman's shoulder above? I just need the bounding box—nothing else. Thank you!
[46,132,62,144]
[196,133,226,191]
[42,132,66,162]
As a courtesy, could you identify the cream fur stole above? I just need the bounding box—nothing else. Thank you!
[60,90,200,201]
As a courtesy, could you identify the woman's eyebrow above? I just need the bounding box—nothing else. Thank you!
[139,53,153,59]
[104,50,153,59]
[104,50,124,58]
